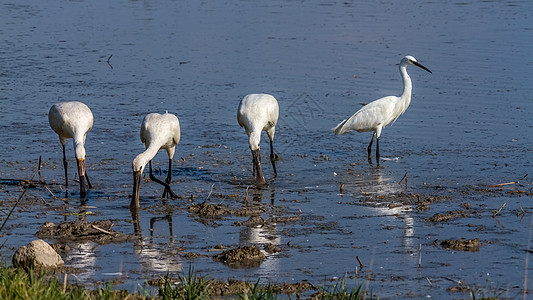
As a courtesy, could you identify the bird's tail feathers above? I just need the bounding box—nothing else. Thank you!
[332,119,348,135]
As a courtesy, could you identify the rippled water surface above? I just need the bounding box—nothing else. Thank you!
[1,1,532,299]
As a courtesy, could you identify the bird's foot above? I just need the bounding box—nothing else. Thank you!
[164,186,178,199]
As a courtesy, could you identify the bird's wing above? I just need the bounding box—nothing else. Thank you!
[170,114,181,145]
[333,97,397,135]
[332,118,349,135]
[139,116,150,145]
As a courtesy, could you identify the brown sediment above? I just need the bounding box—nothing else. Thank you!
[212,245,265,268]
[425,210,471,223]
[440,238,480,252]
[36,220,135,244]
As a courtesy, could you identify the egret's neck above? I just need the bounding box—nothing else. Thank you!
[399,65,413,103]
[73,132,87,160]
[132,144,159,172]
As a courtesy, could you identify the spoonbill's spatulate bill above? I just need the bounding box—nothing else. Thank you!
[48,101,94,197]
[237,93,279,185]
[131,112,180,210]
[333,55,431,161]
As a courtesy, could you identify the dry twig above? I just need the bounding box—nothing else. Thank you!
[398,171,408,189]
[245,186,250,205]
[91,225,116,236]
[492,202,506,217]
[45,185,57,199]
[490,181,518,187]
[418,243,422,268]
[356,256,364,270]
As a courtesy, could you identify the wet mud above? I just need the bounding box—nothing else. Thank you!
[1,155,532,300]
[213,245,266,268]
[439,238,481,252]
[36,220,135,244]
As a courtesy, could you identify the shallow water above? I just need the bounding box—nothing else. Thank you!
[1,0,532,299]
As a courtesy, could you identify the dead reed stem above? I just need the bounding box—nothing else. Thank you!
[492,202,506,217]
[356,256,364,270]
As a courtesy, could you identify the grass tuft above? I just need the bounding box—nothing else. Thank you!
[158,265,210,300]
[318,277,368,300]
[0,264,85,300]
[239,279,278,300]
[0,263,147,300]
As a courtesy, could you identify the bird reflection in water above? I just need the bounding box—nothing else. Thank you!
[130,209,182,273]
[239,187,281,274]
[337,165,415,250]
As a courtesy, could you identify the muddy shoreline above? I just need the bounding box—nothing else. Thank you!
[1,173,531,298]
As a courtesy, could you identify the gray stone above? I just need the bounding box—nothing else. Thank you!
[12,239,64,269]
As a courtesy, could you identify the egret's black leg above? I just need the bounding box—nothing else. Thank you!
[62,144,69,187]
[270,139,277,177]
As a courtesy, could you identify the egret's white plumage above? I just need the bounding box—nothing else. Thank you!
[333,55,431,160]
[49,101,93,196]
[237,93,279,185]
[131,112,180,209]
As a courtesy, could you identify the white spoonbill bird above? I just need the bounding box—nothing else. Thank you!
[237,93,279,185]
[131,112,180,210]
[48,101,94,196]
[333,55,431,160]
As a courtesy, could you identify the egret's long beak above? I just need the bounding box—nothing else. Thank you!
[131,170,142,210]
[413,61,432,73]
[77,158,87,197]
[252,149,267,186]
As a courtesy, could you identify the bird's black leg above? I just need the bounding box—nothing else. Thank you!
[367,133,375,158]
[376,137,380,166]
[162,159,173,198]
[149,161,178,199]
[166,159,172,184]
[270,139,277,177]
[85,171,93,189]
[62,144,69,187]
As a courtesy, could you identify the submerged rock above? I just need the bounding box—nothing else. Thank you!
[12,239,64,269]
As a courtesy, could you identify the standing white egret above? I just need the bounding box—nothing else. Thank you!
[237,93,279,185]
[48,101,94,196]
[131,112,180,210]
[333,55,431,160]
